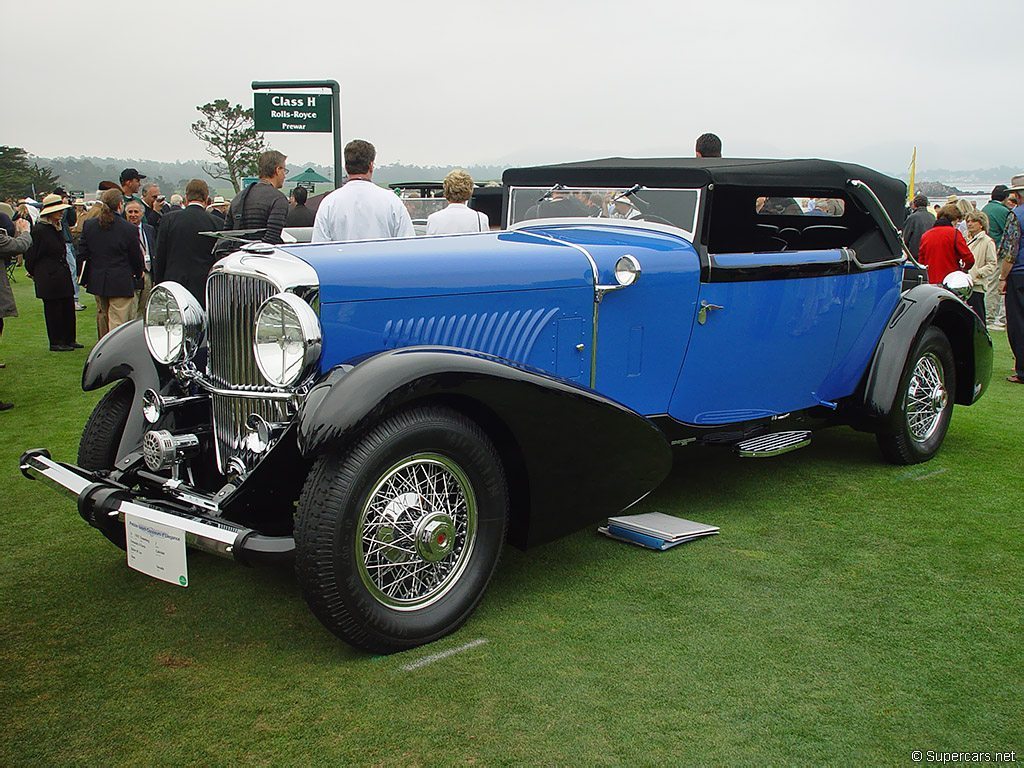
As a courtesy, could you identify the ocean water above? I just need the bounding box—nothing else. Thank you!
[912,181,993,210]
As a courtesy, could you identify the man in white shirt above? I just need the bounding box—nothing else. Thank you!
[312,140,415,243]
[426,170,489,235]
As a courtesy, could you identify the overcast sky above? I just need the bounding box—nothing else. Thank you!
[7,0,1022,174]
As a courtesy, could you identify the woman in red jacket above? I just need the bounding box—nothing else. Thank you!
[918,204,974,285]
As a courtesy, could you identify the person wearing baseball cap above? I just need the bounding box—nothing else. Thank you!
[119,168,146,213]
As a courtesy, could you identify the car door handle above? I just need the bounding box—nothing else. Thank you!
[697,300,724,325]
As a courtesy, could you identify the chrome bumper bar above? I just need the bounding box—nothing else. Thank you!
[20,449,293,565]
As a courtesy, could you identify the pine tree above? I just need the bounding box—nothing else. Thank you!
[0,146,61,200]
[190,100,266,194]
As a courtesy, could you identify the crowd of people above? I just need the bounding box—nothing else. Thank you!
[0,140,489,410]
[901,180,1024,383]
[0,167,237,410]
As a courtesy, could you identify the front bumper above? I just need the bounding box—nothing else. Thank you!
[20,449,293,565]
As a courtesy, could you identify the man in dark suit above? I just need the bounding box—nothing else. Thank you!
[153,179,221,308]
[140,183,164,232]
[125,200,157,312]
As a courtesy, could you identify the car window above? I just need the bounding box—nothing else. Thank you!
[398,196,448,222]
[755,196,845,217]
[508,187,700,237]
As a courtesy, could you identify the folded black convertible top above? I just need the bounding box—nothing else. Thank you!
[503,157,907,224]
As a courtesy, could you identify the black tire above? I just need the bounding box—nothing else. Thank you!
[78,380,134,549]
[876,327,956,465]
[295,406,508,654]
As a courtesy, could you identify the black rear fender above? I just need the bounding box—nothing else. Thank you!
[861,284,992,422]
[298,347,672,549]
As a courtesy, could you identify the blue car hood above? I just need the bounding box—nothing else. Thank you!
[280,230,595,304]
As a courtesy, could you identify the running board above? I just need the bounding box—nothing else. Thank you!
[735,431,811,458]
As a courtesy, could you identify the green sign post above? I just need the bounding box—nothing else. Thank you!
[252,80,343,189]
[253,93,332,133]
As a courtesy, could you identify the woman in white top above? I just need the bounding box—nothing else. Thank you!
[426,170,489,235]
[964,210,998,324]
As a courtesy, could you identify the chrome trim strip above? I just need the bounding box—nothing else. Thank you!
[185,370,295,400]
[510,216,694,241]
[847,179,914,268]
[516,229,600,388]
[207,248,320,293]
[516,229,600,284]
[506,185,702,239]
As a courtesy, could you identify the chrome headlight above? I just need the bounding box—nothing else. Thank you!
[144,283,205,365]
[253,292,322,387]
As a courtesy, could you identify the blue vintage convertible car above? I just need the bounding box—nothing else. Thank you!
[21,158,992,653]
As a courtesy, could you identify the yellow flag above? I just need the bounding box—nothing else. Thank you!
[908,147,917,201]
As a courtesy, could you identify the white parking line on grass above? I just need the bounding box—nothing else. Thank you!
[400,638,488,671]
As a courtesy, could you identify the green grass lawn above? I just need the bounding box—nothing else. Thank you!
[1,266,1021,766]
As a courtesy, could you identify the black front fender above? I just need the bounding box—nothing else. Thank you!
[298,347,672,548]
[862,284,992,421]
[82,319,173,460]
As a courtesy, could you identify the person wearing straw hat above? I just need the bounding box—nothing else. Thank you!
[206,195,230,227]
[999,173,1024,383]
[24,194,80,352]
[0,202,15,235]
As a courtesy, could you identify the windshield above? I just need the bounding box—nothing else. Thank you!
[508,186,700,237]
[397,196,448,223]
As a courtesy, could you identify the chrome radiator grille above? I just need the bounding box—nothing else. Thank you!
[211,394,289,473]
[206,272,277,389]
[205,272,289,474]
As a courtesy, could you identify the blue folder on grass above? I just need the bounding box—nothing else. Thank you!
[599,512,719,551]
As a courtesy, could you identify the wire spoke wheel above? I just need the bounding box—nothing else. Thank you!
[904,352,947,443]
[295,406,508,653]
[357,453,477,610]
[876,327,955,465]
